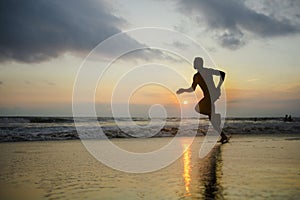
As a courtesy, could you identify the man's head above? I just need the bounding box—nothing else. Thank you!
[194,57,203,70]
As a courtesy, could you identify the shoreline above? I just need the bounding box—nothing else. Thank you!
[0,133,299,143]
[1,116,299,142]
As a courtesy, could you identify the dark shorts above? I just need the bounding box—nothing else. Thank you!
[195,97,213,116]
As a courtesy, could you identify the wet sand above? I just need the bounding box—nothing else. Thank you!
[0,137,221,199]
[221,135,300,199]
[0,135,299,199]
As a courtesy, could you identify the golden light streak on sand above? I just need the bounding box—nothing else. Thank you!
[182,143,192,196]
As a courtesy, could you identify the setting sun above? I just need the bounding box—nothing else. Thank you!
[183,100,188,105]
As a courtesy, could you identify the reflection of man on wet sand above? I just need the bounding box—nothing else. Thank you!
[177,57,229,143]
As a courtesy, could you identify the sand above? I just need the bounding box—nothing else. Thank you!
[221,135,300,199]
[0,135,299,199]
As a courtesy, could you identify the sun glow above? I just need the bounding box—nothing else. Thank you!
[183,100,188,105]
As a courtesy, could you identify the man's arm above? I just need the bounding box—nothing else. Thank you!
[216,70,225,89]
[176,86,194,94]
[210,68,225,88]
[176,74,197,94]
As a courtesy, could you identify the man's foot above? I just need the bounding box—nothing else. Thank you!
[218,135,229,144]
[197,128,206,136]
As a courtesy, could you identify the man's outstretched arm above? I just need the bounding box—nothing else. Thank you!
[176,75,197,94]
[176,87,194,94]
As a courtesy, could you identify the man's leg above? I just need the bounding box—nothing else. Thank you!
[195,99,212,136]
[211,112,228,143]
[197,98,228,143]
[195,102,206,135]
[211,113,221,132]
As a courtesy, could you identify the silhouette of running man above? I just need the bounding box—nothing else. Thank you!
[177,57,228,143]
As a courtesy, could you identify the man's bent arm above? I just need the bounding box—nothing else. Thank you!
[216,71,225,89]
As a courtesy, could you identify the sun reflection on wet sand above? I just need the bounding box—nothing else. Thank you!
[182,143,192,196]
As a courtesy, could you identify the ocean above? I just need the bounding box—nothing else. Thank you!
[0,117,299,142]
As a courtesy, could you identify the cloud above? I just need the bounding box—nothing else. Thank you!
[0,0,184,64]
[170,41,189,50]
[0,81,3,85]
[177,0,300,49]
[125,48,184,63]
[0,0,127,63]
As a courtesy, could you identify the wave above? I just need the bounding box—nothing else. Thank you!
[0,117,74,123]
[0,117,299,142]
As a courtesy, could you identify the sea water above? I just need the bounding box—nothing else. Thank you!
[0,117,299,142]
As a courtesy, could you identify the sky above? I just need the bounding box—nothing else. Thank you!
[0,0,300,117]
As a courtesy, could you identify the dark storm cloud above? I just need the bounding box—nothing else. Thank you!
[177,0,300,49]
[0,0,127,63]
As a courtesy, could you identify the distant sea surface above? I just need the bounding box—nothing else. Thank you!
[0,117,299,142]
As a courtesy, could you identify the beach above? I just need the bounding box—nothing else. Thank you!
[0,135,299,200]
